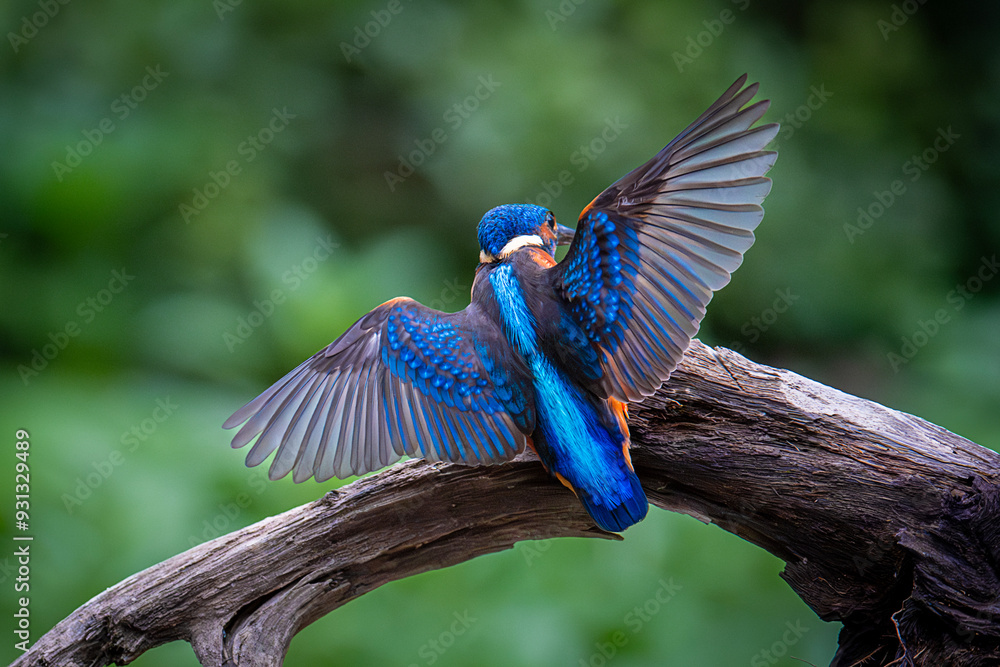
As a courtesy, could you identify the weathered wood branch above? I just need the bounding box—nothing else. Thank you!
[15,341,1000,667]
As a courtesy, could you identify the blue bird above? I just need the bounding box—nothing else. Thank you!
[224,75,778,532]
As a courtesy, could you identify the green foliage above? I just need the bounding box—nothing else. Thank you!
[1,0,997,664]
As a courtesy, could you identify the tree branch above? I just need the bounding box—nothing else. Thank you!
[16,341,1000,667]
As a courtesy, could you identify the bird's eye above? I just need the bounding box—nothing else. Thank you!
[545,212,556,228]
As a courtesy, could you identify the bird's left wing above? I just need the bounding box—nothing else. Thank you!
[223,298,531,482]
[550,74,779,401]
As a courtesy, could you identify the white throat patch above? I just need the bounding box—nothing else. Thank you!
[499,234,544,258]
[479,234,545,264]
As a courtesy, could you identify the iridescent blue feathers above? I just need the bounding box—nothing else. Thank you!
[553,74,778,401]
[223,298,527,482]
[223,75,778,532]
[489,262,648,532]
[478,204,552,257]
[555,211,640,352]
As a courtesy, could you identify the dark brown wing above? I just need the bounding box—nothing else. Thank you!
[551,75,779,400]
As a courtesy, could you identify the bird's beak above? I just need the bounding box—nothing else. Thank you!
[556,223,575,246]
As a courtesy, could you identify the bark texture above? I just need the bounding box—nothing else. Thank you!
[14,341,1000,667]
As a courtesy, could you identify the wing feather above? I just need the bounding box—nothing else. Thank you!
[291,372,337,483]
[269,374,325,479]
[552,75,778,400]
[224,298,529,481]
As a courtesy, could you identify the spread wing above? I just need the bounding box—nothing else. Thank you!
[223,298,531,482]
[551,74,779,401]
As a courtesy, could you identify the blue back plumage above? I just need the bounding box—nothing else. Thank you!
[478,204,551,257]
[531,358,648,532]
[488,263,648,532]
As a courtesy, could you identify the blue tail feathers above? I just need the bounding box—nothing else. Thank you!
[577,468,648,532]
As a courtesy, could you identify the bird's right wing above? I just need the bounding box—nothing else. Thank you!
[223,298,533,482]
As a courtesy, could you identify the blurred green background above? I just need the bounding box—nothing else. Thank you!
[2,0,998,665]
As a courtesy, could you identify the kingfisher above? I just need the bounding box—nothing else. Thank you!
[224,75,778,532]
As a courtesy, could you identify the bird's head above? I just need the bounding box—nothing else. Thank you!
[477,204,575,264]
